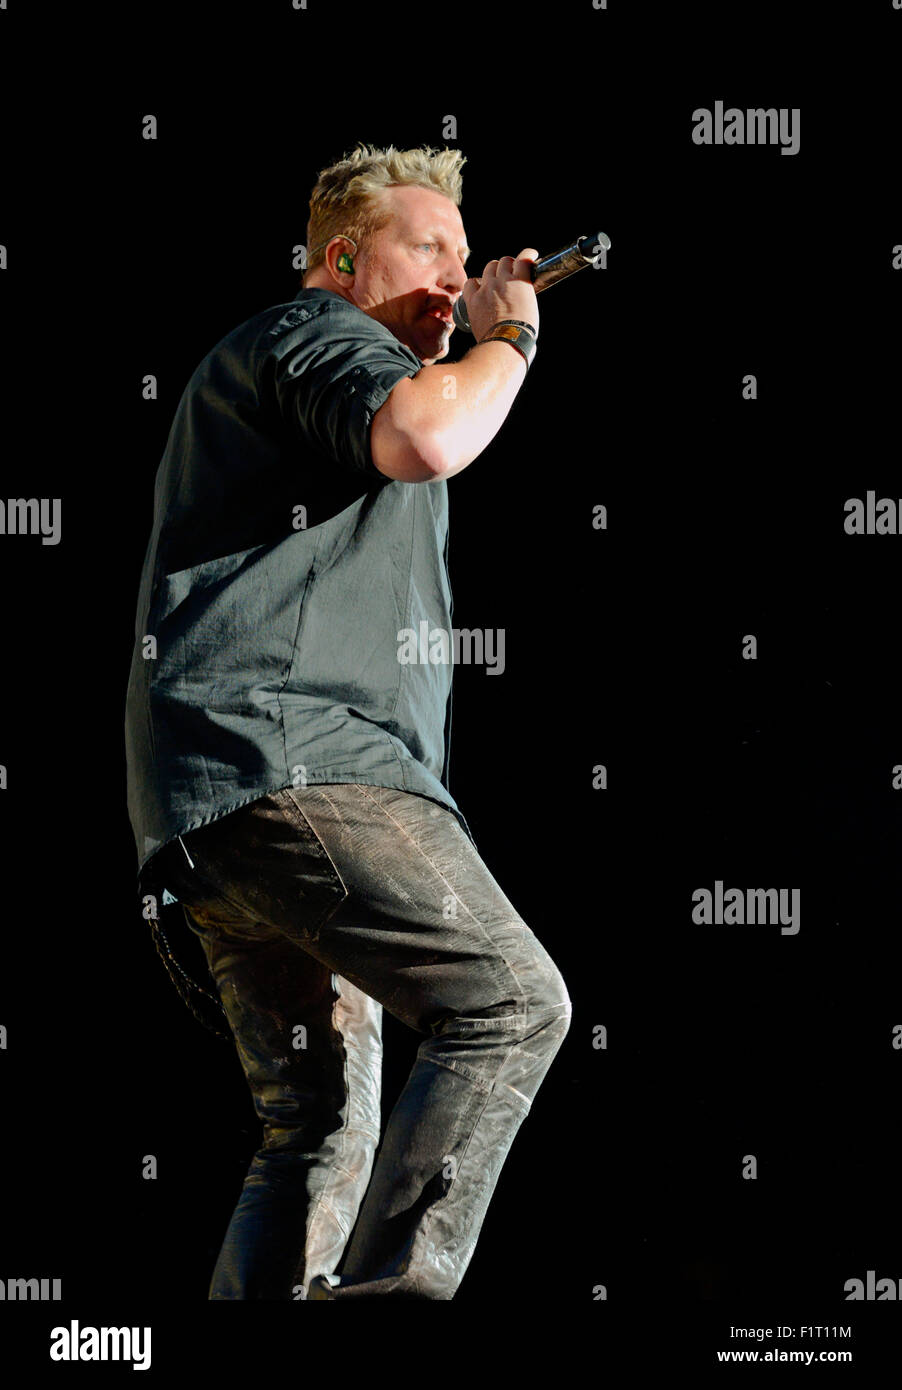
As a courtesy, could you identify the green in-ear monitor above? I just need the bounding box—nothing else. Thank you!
[307,234,358,276]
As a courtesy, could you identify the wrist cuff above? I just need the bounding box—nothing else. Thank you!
[479,321,537,369]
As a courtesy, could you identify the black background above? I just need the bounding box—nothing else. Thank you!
[1,0,900,1372]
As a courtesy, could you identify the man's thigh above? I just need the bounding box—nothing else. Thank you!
[153,831,382,1146]
[170,784,561,1037]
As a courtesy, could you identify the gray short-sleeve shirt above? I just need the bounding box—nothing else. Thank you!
[125,287,473,881]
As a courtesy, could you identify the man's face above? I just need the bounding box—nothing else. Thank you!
[350,185,470,365]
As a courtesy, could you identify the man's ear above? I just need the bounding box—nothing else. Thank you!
[323,240,356,288]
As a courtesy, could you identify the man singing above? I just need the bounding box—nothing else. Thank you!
[125,142,571,1300]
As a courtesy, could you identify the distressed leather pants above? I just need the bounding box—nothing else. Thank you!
[154,783,572,1300]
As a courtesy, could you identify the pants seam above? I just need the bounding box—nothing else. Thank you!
[409,1046,515,1297]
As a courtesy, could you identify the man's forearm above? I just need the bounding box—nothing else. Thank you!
[372,339,528,482]
[420,339,528,479]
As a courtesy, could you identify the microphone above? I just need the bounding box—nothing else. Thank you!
[452,231,611,333]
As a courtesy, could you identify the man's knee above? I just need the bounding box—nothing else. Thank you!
[533,971,572,1048]
[525,942,572,1033]
[478,963,571,1043]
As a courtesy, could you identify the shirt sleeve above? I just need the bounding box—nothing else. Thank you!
[266,295,423,480]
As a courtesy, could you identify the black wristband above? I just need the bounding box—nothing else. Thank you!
[479,322,537,369]
[487,318,538,340]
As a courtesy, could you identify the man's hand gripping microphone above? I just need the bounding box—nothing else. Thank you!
[453,231,611,334]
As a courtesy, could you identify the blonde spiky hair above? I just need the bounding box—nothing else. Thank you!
[303,141,466,283]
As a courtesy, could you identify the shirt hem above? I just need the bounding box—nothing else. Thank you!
[135,773,474,882]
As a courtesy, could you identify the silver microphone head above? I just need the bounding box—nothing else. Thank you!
[587,232,612,268]
[452,295,472,333]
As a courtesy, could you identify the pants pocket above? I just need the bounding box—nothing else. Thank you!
[164,788,351,944]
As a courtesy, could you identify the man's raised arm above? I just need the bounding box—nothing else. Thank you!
[370,249,539,483]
